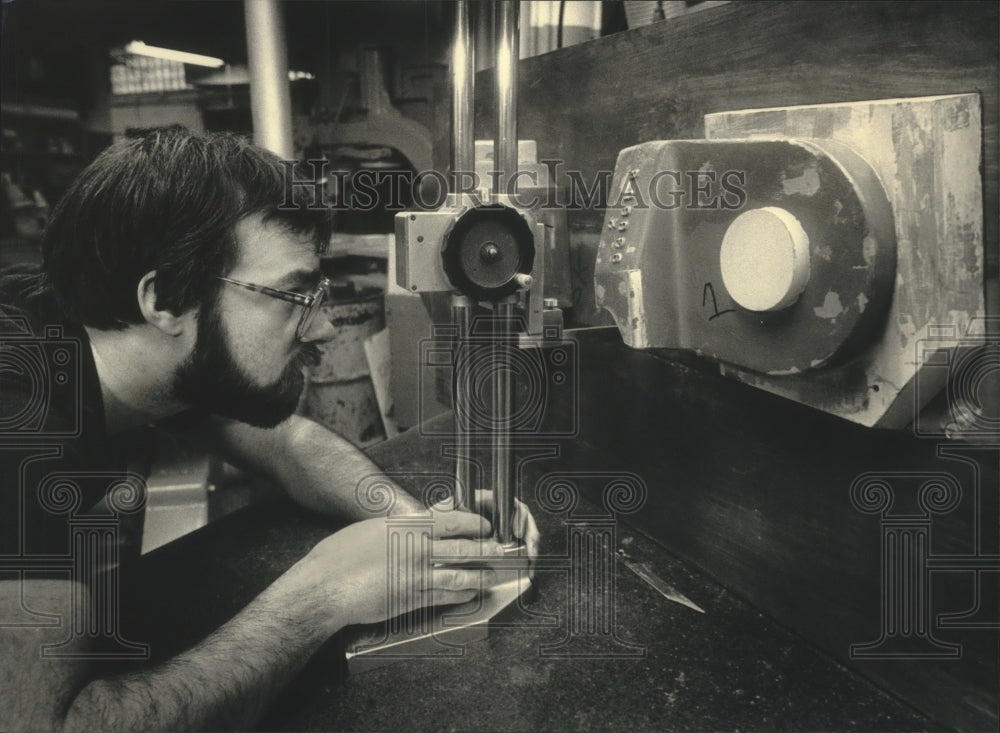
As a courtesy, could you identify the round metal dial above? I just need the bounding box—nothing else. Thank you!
[442,205,535,301]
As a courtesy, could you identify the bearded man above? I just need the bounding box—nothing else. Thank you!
[0,127,537,730]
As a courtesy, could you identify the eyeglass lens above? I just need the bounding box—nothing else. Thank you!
[297,282,327,340]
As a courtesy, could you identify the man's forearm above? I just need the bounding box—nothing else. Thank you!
[277,415,424,519]
[63,558,341,732]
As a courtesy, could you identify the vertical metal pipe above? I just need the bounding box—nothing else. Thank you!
[244,0,294,159]
[360,49,391,117]
[492,299,517,545]
[452,1,475,190]
[494,0,519,199]
[451,295,475,513]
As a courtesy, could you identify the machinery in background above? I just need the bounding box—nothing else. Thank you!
[595,94,988,431]
[293,48,434,235]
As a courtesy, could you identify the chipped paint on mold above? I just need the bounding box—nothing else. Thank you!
[862,235,878,266]
[781,160,821,196]
[628,269,648,348]
[768,365,803,375]
[813,291,844,319]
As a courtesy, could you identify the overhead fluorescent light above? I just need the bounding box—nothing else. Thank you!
[289,70,315,81]
[125,41,224,68]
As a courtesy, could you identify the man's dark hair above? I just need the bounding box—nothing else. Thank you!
[41,125,332,329]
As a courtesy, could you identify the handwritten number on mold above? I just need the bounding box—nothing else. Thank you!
[702,282,735,321]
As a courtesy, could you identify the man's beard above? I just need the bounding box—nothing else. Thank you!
[173,304,321,428]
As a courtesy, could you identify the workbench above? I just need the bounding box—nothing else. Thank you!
[118,410,937,732]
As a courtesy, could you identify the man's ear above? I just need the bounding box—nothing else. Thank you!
[136,271,189,336]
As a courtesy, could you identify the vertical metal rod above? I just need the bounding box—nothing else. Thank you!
[452,1,475,189]
[492,299,517,544]
[473,0,494,74]
[494,0,519,200]
[451,295,475,513]
[243,0,294,159]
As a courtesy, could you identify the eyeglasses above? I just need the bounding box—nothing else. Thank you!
[216,275,331,341]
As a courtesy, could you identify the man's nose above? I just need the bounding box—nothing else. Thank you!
[301,314,337,343]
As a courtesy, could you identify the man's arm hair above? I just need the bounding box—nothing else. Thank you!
[1,566,341,731]
[171,413,425,519]
[2,501,497,731]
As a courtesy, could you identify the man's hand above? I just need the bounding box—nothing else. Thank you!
[472,490,541,577]
[288,506,504,630]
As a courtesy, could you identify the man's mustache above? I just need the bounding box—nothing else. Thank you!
[296,343,323,369]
